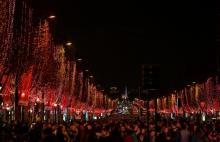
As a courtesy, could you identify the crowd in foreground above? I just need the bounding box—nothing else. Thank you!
[0,116,220,142]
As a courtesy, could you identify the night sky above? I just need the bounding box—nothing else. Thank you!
[34,1,216,93]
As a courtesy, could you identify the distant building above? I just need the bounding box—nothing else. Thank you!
[141,64,160,99]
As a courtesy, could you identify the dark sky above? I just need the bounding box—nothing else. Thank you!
[34,0,217,92]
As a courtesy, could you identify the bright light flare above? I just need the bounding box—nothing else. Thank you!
[0,83,2,91]
[21,92,25,97]
[36,98,40,102]
[48,15,56,19]
[77,58,82,61]
[65,42,72,46]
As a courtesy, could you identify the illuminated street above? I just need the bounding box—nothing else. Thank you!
[0,0,218,142]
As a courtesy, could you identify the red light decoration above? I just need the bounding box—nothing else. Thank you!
[0,0,16,69]
[200,101,206,109]
[134,76,220,114]
[1,75,13,107]
[78,72,83,101]
[21,92,25,98]
[0,0,110,119]
[61,95,66,109]
[18,67,33,106]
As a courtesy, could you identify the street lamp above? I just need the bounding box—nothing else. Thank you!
[65,42,72,46]
[48,15,56,19]
[77,58,82,62]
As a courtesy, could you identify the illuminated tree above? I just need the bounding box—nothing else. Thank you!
[0,0,16,87]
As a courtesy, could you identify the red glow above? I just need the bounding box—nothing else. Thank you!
[18,67,33,106]
[21,93,25,98]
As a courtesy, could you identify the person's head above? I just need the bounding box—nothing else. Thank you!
[120,125,126,132]
[150,130,155,137]
[163,127,169,133]
[70,124,78,132]
[87,124,92,130]
[61,125,67,133]
[141,128,146,134]
[176,122,181,129]
[134,124,139,132]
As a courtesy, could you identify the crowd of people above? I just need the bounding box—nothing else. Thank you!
[0,116,220,142]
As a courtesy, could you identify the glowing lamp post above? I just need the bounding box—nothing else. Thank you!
[20,92,26,121]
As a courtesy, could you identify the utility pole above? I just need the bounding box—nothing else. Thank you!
[147,88,158,142]
[15,72,20,121]
[146,89,150,142]
[138,86,141,119]
[42,90,45,121]
[217,45,220,84]
[154,90,158,142]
